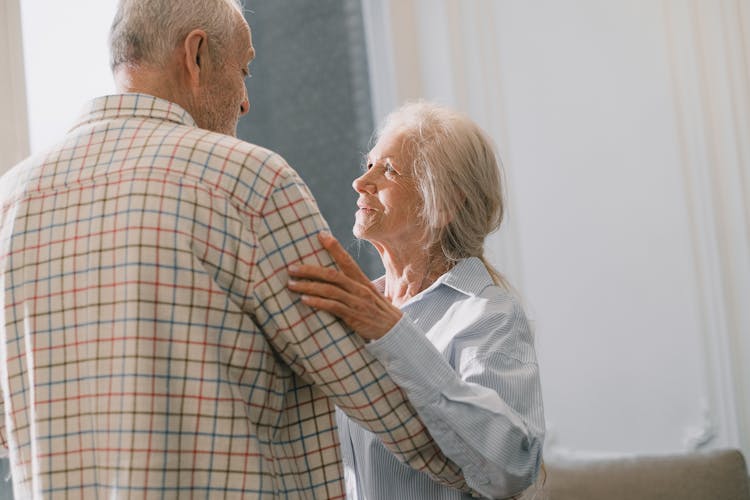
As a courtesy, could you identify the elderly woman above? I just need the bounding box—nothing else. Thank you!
[288,101,545,499]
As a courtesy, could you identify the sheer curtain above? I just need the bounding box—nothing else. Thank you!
[663,0,750,461]
[0,0,29,175]
[0,2,25,499]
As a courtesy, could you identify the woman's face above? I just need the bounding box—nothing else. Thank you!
[352,128,424,250]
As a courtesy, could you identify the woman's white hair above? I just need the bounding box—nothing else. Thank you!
[377,101,508,285]
[109,0,244,70]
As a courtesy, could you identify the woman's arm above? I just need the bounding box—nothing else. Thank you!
[288,233,545,498]
[366,308,545,498]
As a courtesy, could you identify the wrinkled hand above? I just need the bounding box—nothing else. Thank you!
[288,232,402,340]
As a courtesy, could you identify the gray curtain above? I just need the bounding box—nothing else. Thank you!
[0,457,10,500]
[239,0,383,278]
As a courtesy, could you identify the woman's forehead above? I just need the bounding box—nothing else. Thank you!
[369,129,411,160]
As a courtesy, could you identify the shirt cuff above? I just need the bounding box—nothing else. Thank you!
[366,316,459,408]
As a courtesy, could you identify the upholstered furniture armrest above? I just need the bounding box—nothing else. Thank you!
[545,448,750,500]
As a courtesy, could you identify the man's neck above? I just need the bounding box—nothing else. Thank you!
[113,63,190,114]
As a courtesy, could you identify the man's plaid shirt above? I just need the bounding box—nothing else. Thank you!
[0,94,466,498]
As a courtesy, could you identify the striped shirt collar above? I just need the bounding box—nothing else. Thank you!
[374,256,493,304]
[71,93,197,131]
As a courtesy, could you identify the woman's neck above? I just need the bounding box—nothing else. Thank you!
[378,245,451,307]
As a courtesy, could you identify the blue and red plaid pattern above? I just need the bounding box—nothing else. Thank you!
[0,94,466,498]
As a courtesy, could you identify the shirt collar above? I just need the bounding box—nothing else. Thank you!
[373,256,494,303]
[424,257,494,297]
[70,93,197,131]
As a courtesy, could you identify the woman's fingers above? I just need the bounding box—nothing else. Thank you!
[297,292,400,340]
[288,278,351,303]
[289,263,341,283]
[299,295,356,323]
[286,231,403,339]
[289,264,365,298]
[289,280,369,330]
[318,232,371,284]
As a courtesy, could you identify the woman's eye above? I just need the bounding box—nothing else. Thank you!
[361,161,397,175]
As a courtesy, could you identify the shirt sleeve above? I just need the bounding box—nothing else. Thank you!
[365,299,545,499]
[231,166,468,491]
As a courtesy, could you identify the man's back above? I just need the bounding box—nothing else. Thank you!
[0,94,465,498]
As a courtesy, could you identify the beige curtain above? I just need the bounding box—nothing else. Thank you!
[0,0,29,174]
[665,0,750,461]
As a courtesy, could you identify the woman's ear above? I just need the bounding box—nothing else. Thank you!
[184,29,208,88]
[437,190,465,228]
[437,210,453,228]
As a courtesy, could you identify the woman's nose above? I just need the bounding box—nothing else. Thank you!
[352,170,376,194]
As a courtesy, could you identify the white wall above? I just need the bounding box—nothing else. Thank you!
[19,0,117,153]
[363,0,750,463]
[2,0,117,172]
[0,0,29,173]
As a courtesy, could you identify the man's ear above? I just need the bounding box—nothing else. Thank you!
[184,29,208,87]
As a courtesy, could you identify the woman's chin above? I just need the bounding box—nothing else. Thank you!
[352,223,375,242]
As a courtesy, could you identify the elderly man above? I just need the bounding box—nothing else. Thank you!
[0,0,467,497]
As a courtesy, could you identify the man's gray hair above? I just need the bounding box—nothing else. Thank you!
[109,0,244,70]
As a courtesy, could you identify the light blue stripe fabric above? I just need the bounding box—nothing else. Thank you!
[337,257,545,499]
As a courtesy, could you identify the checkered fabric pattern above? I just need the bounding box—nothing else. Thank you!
[0,94,466,498]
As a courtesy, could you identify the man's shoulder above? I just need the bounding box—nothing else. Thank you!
[145,125,302,207]
[179,128,295,180]
[76,94,296,183]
